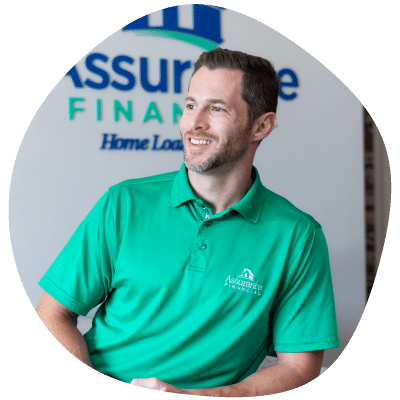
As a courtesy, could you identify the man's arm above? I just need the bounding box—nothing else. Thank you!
[131,350,324,396]
[36,291,93,368]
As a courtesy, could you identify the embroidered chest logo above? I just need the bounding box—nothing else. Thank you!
[224,268,263,296]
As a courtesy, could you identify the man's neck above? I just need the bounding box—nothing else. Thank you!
[187,162,254,215]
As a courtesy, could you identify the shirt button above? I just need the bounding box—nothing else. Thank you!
[199,242,207,250]
[205,221,212,227]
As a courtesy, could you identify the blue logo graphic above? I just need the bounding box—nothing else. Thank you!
[123,5,224,50]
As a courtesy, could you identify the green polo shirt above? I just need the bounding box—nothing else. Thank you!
[39,164,339,388]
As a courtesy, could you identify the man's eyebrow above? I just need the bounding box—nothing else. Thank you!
[185,96,196,103]
[208,99,228,106]
[184,96,228,106]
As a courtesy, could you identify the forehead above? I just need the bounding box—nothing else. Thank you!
[188,67,245,103]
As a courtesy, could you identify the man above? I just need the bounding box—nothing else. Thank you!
[37,48,339,396]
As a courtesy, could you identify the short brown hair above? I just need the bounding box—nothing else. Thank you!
[192,48,280,125]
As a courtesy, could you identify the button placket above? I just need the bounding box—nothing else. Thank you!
[201,206,210,221]
[196,199,212,222]
[188,199,215,272]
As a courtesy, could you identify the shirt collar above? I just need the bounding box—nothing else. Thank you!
[171,163,265,224]
[231,166,264,224]
[171,163,197,207]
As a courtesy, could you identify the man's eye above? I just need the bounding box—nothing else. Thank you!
[186,104,195,110]
[212,107,223,112]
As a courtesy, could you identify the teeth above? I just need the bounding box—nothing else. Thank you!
[190,139,212,145]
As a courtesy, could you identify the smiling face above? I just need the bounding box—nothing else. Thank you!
[180,66,254,174]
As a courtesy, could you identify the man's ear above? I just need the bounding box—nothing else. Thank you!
[251,112,277,142]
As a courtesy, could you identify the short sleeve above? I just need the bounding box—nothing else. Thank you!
[271,227,339,353]
[38,191,115,316]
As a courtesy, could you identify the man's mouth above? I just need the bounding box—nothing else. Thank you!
[190,138,213,145]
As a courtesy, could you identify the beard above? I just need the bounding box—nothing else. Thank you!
[181,126,251,174]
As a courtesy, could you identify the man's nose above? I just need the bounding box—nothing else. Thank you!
[191,109,210,131]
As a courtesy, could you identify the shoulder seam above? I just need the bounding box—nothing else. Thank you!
[108,172,177,192]
[287,227,321,270]
[263,194,320,229]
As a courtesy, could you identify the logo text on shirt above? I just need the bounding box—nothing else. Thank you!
[224,269,262,296]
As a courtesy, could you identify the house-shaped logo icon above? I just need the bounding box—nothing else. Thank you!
[237,269,254,281]
[122,5,224,50]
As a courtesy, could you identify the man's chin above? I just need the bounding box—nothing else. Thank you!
[184,158,214,174]
[184,161,208,174]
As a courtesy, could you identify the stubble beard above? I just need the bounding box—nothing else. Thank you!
[181,127,251,174]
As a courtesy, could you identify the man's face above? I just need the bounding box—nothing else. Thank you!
[180,66,253,174]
